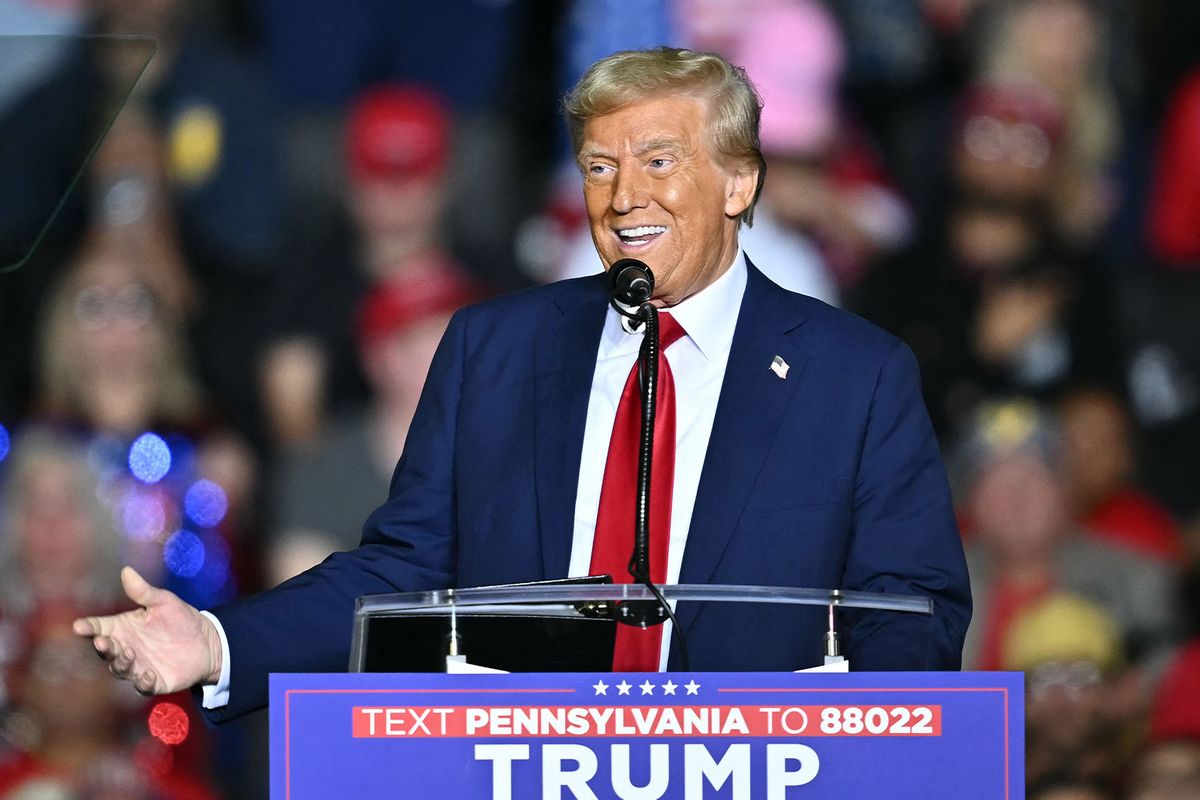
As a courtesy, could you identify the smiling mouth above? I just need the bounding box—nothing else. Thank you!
[615,225,667,248]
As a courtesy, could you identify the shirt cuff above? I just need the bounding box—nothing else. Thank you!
[199,610,232,709]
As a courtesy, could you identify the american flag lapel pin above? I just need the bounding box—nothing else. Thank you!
[770,355,790,380]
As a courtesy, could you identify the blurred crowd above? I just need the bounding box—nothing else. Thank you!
[0,0,1198,797]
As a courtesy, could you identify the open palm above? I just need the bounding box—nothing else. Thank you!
[73,566,222,695]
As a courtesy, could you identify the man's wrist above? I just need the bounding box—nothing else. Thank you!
[202,612,223,686]
[198,610,232,709]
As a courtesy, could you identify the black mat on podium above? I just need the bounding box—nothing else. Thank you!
[356,576,619,673]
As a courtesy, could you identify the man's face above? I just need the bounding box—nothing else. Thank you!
[580,94,756,306]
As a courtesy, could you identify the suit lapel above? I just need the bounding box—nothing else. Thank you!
[534,276,608,578]
[676,261,810,632]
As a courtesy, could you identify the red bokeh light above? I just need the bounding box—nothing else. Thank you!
[148,701,190,746]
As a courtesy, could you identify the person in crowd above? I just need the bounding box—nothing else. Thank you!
[853,81,1120,434]
[0,430,226,796]
[1002,593,1140,790]
[85,105,199,321]
[31,233,255,610]
[34,234,202,439]
[732,0,911,292]
[95,0,287,429]
[0,429,123,622]
[955,399,1178,671]
[255,0,525,285]
[266,272,481,584]
[259,84,482,449]
[1058,386,1184,564]
[975,0,1121,250]
[0,606,217,800]
[0,0,287,439]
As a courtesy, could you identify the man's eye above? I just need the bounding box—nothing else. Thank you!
[649,158,670,169]
[588,164,612,176]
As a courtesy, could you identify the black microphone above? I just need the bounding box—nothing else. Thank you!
[601,257,691,668]
[607,258,655,307]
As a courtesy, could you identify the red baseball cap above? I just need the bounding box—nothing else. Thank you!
[356,265,483,351]
[346,85,450,182]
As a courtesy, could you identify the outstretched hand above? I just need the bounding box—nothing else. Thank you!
[73,566,223,696]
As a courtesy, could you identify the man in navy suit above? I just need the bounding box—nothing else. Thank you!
[75,48,970,721]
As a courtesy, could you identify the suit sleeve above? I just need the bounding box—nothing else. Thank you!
[200,307,470,722]
[841,340,972,670]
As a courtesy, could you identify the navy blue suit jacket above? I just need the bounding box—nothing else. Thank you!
[206,260,971,721]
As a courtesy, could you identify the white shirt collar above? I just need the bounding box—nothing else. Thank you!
[598,248,748,362]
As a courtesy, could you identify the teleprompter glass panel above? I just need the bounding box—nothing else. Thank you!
[0,35,155,272]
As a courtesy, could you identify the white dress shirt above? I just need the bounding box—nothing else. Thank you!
[202,251,747,705]
[566,251,746,669]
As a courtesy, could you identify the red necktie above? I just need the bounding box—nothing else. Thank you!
[590,313,687,672]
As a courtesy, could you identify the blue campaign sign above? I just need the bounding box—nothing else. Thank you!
[270,671,1023,799]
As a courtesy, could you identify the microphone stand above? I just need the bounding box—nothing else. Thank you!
[629,303,659,588]
[611,300,690,671]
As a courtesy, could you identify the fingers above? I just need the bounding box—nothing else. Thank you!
[98,640,159,695]
[120,566,163,608]
[111,644,135,674]
[73,615,110,638]
[91,634,133,676]
[92,634,112,658]
[134,669,159,696]
[92,635,124,665]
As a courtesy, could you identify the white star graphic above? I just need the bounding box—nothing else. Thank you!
[639,680,655,695]
[661,680,678,695]
[593,680,609,696]
[616,680,632,696]
[684,680,701,696]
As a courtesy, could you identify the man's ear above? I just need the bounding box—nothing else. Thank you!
[724,165,760,218]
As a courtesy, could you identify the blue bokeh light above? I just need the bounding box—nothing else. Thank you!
[0,424,9,463]
[128,433,171,484]
[163,530,206,578]
[184,480,228,528]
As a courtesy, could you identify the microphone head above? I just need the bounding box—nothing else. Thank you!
[607,259,655,306]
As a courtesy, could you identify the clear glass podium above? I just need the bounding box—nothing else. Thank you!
[349,583,933,673]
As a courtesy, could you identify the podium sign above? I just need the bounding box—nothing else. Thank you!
[271,671,1023,799]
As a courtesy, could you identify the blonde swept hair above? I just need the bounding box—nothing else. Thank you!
[563,47,766,226]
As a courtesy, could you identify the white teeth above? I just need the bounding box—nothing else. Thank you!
[617,226,666,239]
